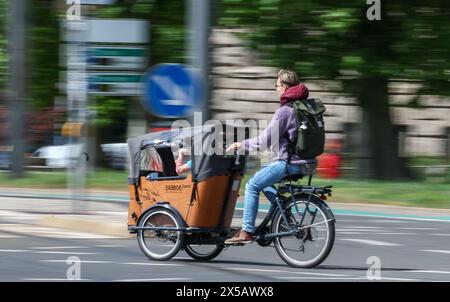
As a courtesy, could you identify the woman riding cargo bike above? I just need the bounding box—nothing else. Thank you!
[126,70,335,268]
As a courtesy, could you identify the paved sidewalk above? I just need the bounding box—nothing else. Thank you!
[0,187,130,203]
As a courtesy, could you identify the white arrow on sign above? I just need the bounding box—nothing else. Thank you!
[151,75,194,106]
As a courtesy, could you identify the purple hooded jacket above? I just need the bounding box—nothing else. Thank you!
[241,83,313,164]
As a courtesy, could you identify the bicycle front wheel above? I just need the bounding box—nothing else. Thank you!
[272,195,335,268]
[137,208,184,261]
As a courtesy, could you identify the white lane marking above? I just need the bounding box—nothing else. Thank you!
[0,225,119,239]
[337,228,386,232]
[40,233,119,239]
[398,227,439,231]
[373,232,418,235]
[378,277,422,281]
[173,257,193,260]
[364,214,450,223]
[419,250,450,255]
[407,270,450,275]
[365,220,408,223]
[22,228,117,238]
[94,245,123,248]
[276,277,367,280]
[41,260,113,264]
[341,226,384,229]
[346,215,450,223]
[119,262,181,267]
[115,278,191,282]
[339,238,404,246]
[31,246,88,250]
[224,267,348,277]
[336,232,364,235]
[33,251,100,255]
[22,278,92,281]
[277,276,420,281]
[348,232,450,237]
[0,234,22,238]
[0,249,29,252]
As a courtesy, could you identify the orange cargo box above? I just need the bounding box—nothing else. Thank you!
[128,173,242,228]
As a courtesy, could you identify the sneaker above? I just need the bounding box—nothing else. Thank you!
[224,229,254,245]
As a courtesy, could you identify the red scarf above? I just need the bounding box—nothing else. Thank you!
[280,83,309,106]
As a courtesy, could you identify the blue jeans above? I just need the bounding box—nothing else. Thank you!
[242,160,303,233]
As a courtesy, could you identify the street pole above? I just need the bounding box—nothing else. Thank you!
[7,0,26,178]
[187,0,210,125]
[65,4,88,211]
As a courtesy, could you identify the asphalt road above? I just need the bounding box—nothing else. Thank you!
[1,198,450,282]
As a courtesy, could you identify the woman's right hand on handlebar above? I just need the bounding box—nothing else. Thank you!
[226,142,242,153]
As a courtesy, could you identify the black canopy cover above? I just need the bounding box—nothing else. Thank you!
[127,122,247,183]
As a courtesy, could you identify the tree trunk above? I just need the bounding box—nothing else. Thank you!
[357,77,413,180]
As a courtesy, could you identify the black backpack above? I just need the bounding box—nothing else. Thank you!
[287,98,326,159]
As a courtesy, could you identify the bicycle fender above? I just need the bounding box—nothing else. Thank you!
[137,202,187,227]
[293,193,335,221]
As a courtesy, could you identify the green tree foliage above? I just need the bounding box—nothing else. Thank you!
[96,0,186,65]
[218,0,449,94]
[0,0,60,108]
[29,0,60,109]
[218,0,450,180]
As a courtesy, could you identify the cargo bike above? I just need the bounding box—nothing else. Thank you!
[127,124,335,268]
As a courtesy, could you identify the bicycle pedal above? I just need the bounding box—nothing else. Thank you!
[224,240,254,246]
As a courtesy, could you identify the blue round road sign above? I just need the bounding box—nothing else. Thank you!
[141,63,204,118]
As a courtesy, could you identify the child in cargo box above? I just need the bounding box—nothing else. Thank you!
[175,148,192,174]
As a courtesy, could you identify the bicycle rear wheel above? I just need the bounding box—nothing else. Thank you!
[184,244,224,261]
[271,195,335,268]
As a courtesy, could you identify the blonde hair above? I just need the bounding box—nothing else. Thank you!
[277,69,299,87]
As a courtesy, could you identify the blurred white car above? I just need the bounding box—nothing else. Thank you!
[101,143,128,170]
[32,144,83,168]
[32,143,129,170]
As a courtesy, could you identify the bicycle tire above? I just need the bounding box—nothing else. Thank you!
[184,244,224,261]
[137,208,184,261]
[271,194,335,268]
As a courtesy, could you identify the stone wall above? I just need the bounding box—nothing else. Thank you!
[210,28,450,157]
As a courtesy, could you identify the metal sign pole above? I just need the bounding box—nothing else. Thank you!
[65,16,88,211]
[188,0,210,124]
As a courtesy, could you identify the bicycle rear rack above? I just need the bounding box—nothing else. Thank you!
[278,184,333,197]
